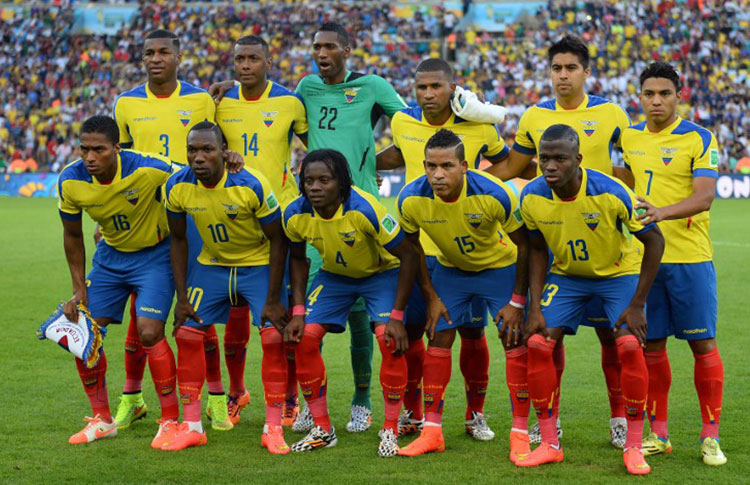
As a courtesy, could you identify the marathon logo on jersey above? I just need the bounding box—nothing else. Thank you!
[261,110,278,127]
[120,188,139,205]
[177,109,193,127]
[344,87,361,103]
[581,120,599,137]
[381,214,398,234]
[339,230,356,247]
[581,212,601,231]
[465,213,483,228]
[223,203,240,220]
[660,147,678,165]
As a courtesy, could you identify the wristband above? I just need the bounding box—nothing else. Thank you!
[390,309,405,321]
[292,305,306,316]
[509,293,526,309]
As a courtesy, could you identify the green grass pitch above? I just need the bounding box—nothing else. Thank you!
[1,197,748,483]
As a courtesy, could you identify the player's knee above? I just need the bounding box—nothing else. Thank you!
[138,324,164,347]
[689,337,717,355]
[458,326,484,340]
[644,338,667,353]
[527,333,554,357]
[595,326,616,346]
[615,334,643,364]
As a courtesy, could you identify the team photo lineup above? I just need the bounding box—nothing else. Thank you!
[13,0,741,480]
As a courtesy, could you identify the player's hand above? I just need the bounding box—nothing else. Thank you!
[225,150,245,173]
[635,197,666,224]
[425,296,450,341]
[63,289,87,322]
[384,319,408,356]
[173,299,201,336]
[283,315,305,344]
[93,225,102,245]
[495,303,524,347]
[615,304,647,347]
[261,301,289,334]
[376,173,384,189]
[208,80,236,104]
[524,308,546,342]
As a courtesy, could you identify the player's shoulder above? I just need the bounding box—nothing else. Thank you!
[267,81,303,101]
[166,165,197,192]
[120,150,172,175]
[393,105,422,122]
[584,169,633,209]
[344,187,383,226]
[671,118,715,149]
[58,159,91,184]
[116,83,148,101]
[531,98,557,112]
[219,84,241,102]
[177,80,211,99]
[283,195,313,224]
[466,170,514,207]
[520,176,554,203]
[226,167,269,198]
[398,174,432,206]
[625,121,647,133]
[585,94,619,109]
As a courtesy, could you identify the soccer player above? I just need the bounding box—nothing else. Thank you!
[518,124,664,475]
[378,59,516,441]
[57,115,178,447]
[282,149,420,456]
[622,61,726,466]
[395,129,528,458]
[486,35,633,447]
[164,121,289,452]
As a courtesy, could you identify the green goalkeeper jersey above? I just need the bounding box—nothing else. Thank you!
[296,71,406,196]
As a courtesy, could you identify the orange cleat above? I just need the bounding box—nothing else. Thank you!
[150,419,179,449]
[68,415,117,445]
[262,425,291,455]
[228,390,250,425]
[515,442,564,467]
[397,425,445,457]
[509,430,531,464]
[623,447,651,475]
[160,423,207,451]
[281,397,299,428]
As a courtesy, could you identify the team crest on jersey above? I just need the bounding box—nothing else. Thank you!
[120,189,139,205]
[581,212,601,231]
[339,231,356,247]
[344,87,361,103]
[223,203,240,220]
[660,147,678,165]
[580,120,599,137]
[464,213,483,228]
[261,110,278,127]
[177,109,193,127]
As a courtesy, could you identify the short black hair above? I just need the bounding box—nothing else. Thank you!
[236,35,269,55]
[540,124,580,149]
[81,115,119,145]
[314,22,350,47]
[188,121,225,147]
[548,35,589,69]
[145,29,180,52]
[415,58,453,78]
[298,149,353,201]
[425,128,465,162]
[639,61,682,92]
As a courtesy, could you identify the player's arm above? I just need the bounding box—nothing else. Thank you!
[60,216,87,322]
[284,242,309,344]
[613,165,635,189]
[259,218,289,332]
[485,148,538,180]
[166,211,202,332]
[405,231,450,340]
[376,144,405,170]
[525,229,549,340]
[208,80,237,104]
[495,226,529,346]
[382,237,419,355]
[636,176,716,223]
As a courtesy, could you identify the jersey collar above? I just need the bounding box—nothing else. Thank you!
[146,80,181,99]
[555,94,588,111]
[647,115,682,134]
[92,153,122,185]
[198,169,227,189]
[312,202,344,220]
[421,111,456,127]
[552,167,587,202]
[242,81,272,102]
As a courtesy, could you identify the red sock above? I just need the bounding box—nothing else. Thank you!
[144,338,179,421]
[602,343,625,418]
[694,348,723,439]
[260,327,288,427]
[204,325,224,394]
[552,344,565,420]
[225,305,250,397]
[175,326,205,423]
[403,338,425,420]
[505,346,530,431]
[460,335,490,420]
[645,349,671,437]
[123,295,145,393]
[423,346,452,425]
[617,335,647,450]
[285,348,298,402]
[527,334,558,446]
[375,326,407,433]
[75,352,111,420]
[295,324,330,430]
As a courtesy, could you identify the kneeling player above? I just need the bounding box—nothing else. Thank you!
[164,122,289,452]
[395,129,530,458]
[518,124,664,475]
[282,149,420,457]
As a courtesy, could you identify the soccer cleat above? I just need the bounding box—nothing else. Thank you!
[114,393,147,430]
[292,404,314,433]
[397,425,445,456]
[261,424,291,455]
[291,425,338,452]
[641,432,672,456]
[227,389,250,425]
[398,410,423,436]
[623,447,651,475]
[206,394,233,431]
[701,437,727,466]
[515,442,564,467]
[150,419,179,449]
[346,405,372,433]
[610,417,627,449]
[529,418,562,444]
[378,428,399,457]
[68,415,117,445]
[465,411,495,441]
[161,423,207,451]
[509,430,531,464]
[281,396,300,428]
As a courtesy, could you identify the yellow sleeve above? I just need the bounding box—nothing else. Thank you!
[250,172,281,225]
[281,208,303,243]
[513,109,536,154]
[692,131,720,177]
[613,104,631,149]
[519,193,538,232]
[165,182,183,215]
[391,114,403,149]
[483,123,508,159]
[57,178,81,218]
[396,186,419,234]
[367,199,404,251]
[292,97,308,135]
[497,185,524,234]
[113,97,132,145]
[204,94,216,122]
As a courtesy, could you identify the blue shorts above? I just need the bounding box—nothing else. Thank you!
[305,269,398,333]
[184,263,272,329]
[580,297,611,329]
[646,262,717,340]
[432,262,516,333]
[307,244,366,313]
[540,273,639,335]
[87,238,174,323]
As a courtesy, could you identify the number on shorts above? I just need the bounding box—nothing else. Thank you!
[540,283,559,307]
[307,284,324,306]
[186,286,204,311]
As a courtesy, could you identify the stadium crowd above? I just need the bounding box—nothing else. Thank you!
[1,0,749,174]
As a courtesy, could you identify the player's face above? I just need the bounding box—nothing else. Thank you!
[234,44,270,88]
[640,77,681,126]
[550,53,589,98]
[312,31,350,80]
[187,130,225,184]
[415,71,455,117]
[303,161,341,209]
[143,38,181,84]
[424,147,467,199]
[79,132,119,178]
[538,139,582,190]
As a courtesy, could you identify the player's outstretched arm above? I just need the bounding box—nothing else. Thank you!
[260,219,290,333]
[284,243,309,344]
[376,145,405,171]
[613,166,635,189]
[385,238,420,355]
[636,177,716,224]
[525,230,549,340]
[167,213,201,333]
[208,80,236,104]
[496,227,530,347]
[61,217,87,322]
[404,232,450,340]
[485,149,538,181]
